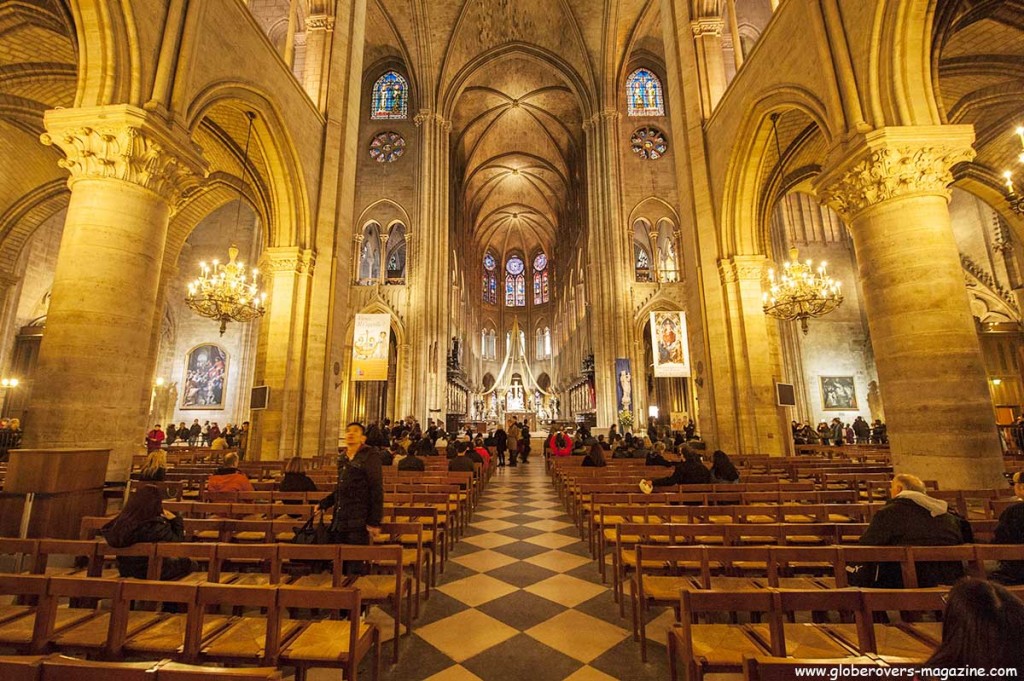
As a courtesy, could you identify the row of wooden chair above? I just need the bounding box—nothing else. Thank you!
[0,654,284,681]
[665,586,1023,681]
[0,575,379,681]
[628,542,1022,660]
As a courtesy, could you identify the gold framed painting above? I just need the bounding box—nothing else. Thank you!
[819,376,857,411]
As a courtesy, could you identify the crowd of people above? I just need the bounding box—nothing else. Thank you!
[144,420,250,456]
[0,417,22,461]
[792,415,887,445]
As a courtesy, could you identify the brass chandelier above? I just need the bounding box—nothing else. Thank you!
[1001,126,1024,217]
[185,111,266,336]
[762,247,844,334]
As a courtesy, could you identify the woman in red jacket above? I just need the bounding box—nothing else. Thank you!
[547,428,573,457]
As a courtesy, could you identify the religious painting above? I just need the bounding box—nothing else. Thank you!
[651,311,691,377]
[352,313,392,381]
[820,376,857,410]
[181,344,227,409]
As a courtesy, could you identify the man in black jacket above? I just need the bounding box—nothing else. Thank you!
[855,474,972,588]
[993,471,1024,585]
[493,427,508,467]
[318,422,384,570]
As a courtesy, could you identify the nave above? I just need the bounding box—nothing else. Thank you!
[374,462,668,681]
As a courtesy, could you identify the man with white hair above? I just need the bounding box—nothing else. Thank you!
[854,474,972,588]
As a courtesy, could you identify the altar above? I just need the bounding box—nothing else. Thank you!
[505,411,536,431]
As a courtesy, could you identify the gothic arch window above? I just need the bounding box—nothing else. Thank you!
[626,68,664,117]
[481,326,497,360]
[656,218,680,282]
[371,70,408,120]
[505,254,526,307]
[633,219,654,282]
[358,222,382,285]
[385,222,406,284]
[483,252,497,305]
[532,251,550,305]
[535,325,552,359]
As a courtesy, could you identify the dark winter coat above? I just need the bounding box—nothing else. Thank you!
[318,445,384,531]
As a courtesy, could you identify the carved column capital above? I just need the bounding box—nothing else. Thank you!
[305,14,335,31]
[413,110,451,133]
[691,17,724,37]
[814,126,976,222]
[40,105,207,203]
[718,255,767,284]
[259,246,316,276]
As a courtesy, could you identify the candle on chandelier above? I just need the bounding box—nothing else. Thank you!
[1005,171,1016,195]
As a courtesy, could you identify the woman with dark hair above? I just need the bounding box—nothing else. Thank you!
[582,444,607,468]
[279,456,318,493]
[922,578,1024,675]
[710,450,740,484]
[100,485,194,580]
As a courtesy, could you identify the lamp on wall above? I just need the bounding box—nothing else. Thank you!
[185,111,266,336]
[1002,127,1024,217]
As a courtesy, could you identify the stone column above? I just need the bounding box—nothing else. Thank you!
[583,110,633,428]
[719,255,786,455]
[725,0,744,70]
[302,14,334,110]
[411,110,451,422]
[690,18,727,119]
[816,126,1005,489]
[251,247,315,461]
[30,105,206,479]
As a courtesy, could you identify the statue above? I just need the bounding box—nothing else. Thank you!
[867,380,885,423]
[619,369,632,411]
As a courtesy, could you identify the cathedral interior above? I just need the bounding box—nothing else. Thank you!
[1,0,1023,679]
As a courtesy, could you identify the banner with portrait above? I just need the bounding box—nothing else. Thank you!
[182,344,227,409]
[615,358,633,413]
[651,311,691,377]
[352,313,391,381]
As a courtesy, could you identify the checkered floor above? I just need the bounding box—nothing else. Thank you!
[316,461,672,681]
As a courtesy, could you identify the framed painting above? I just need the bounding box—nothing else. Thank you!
[820,376,857,411]
[181,344,228,409]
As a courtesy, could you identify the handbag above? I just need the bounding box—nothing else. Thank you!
[292,510,330,545]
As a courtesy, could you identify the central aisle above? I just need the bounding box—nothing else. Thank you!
[377,459,672,681]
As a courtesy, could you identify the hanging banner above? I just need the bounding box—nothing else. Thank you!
[351,313,391,381]
[651,310,691,377]
[615,358,633,413]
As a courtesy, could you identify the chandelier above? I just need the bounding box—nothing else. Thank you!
[186,245,265,335]
[1002,126,1024,216]
[185,110,266,335]
[762,248,844,334]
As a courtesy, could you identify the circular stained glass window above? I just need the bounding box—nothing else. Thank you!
[630,127,668,160]
[484,254,496,271]
[369,131,406,163]
[506,256,525,275]
[533,253,547,271]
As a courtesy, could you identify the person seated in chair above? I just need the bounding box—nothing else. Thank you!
[854,473,972,588]
[448,441,477,474]
[205,452,254,493]
[101,485,195,580]
[640,448,711,488]
[992,471,1024,585]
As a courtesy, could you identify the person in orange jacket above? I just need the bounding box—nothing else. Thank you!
[205,452,254,493]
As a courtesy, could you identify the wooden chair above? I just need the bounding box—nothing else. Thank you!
[0,575,52,652]
[279,544,344,588]
[35,576,128,656]
[857,588,947,657]
[667,588,774,681]
[0,539,38,576]
[38,656,157,681]
[0,654,45,681]
[768,589,866,659]
[630,544,707,661]
[343,543,411,663]
[212,543,283,586]
[377,521,427,616]
[153,542,216,583]
[275,585,380,681]
[116,580,219,662]
[194,583,296,666]
[157,660,283,680]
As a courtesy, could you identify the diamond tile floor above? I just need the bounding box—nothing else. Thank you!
[310,460,672,681]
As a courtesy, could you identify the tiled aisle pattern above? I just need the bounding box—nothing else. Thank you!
[357,461,671,681]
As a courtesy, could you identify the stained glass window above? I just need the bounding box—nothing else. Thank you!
[483,253,497,304]
[533,253,547,271]
[505,277,515,307]
[489,276,496,304]
[635,244,652,282]
[533,274,542,305]
[506,256,525,276]
[532,252,549,305]
[627,69,664,117]
[371,71,408,120]
[484,253,496,271]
